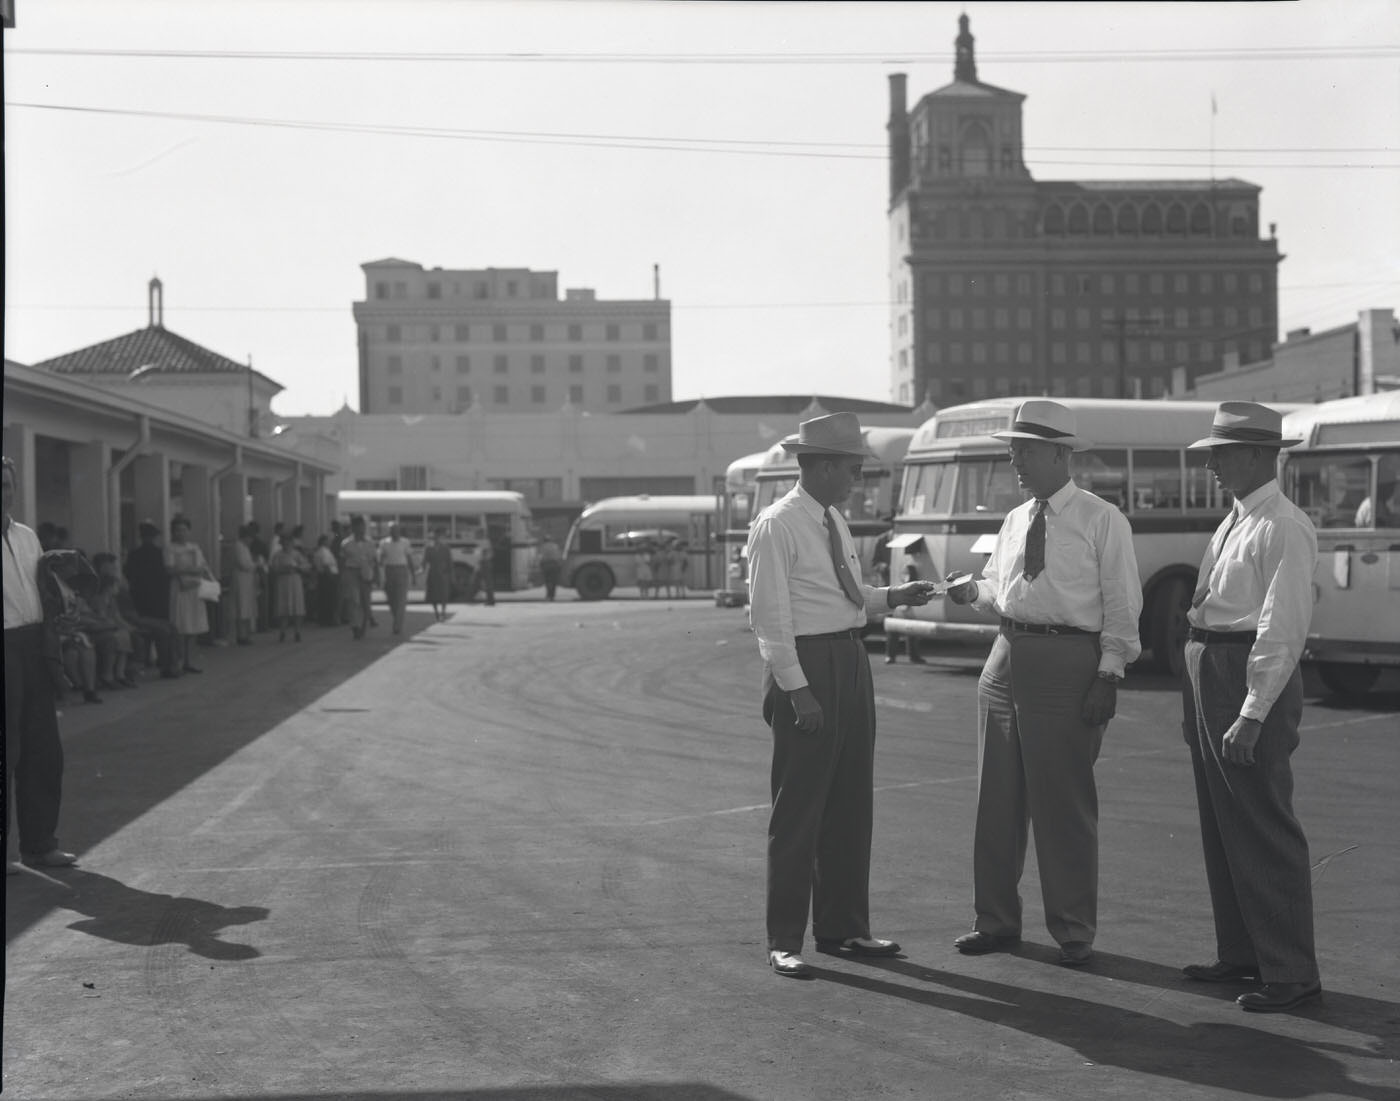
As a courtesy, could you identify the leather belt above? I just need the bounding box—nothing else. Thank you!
[1000,617,1096,637]
[1188,626,1257,645]
[797,629,863,641]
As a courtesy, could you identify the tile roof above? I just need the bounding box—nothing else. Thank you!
[32,325,283,391]
[620,395,914,415]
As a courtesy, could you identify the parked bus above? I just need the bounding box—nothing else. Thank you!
[336,489,536,599]
[750,425,916,588]
[714,449,770,607]
[1279,392,1400,696]
[883,398,1237,676]
[562,494,721,600]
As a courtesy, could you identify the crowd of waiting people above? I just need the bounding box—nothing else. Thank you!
[633,537,691,599]
[29,514,441,706]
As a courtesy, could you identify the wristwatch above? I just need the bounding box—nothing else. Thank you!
[1096,670,1122,684]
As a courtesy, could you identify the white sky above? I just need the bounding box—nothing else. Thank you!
[4,0,1397,416]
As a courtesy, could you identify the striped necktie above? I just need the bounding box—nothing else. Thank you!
[1192,507,1240,609]
[825,510,865,607]
[1022,499,1048,582]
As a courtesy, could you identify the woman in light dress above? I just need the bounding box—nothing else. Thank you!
[165,514,210,674]
[270,528,309,642]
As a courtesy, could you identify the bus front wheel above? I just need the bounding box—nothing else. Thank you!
[1149,577,1191,679]
[1316,663,1380,697]
[574,564,614,601]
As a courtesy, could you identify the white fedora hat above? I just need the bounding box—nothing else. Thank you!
[991,399,1091,452]
[1188,401,1303,450]
[780,412,876,457]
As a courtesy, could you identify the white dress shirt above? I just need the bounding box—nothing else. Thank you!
[747,484,891,692]
[3,517,46,628]
[969,479,1143,677]
[1188,480,1317,720]
[378,537,415,569]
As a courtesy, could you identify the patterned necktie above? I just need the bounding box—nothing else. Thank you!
[1192,507,1240,609]
[825,510,865,607]
[1022,499,1048,582]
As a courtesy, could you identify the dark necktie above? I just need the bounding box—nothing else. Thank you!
[1022,499,1048,582]
[1192,507,1240,609]
[825,510,865,607]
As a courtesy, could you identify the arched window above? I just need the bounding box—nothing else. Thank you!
[959,122,992,177]
[1189,203,1212,235]
[1116,204,1139,235]
[1067,204,1089,236]
[1092,204,1113,235]
[1142,204,1163,235]
[1166,203,1187,235]
[1043,206,1065,235]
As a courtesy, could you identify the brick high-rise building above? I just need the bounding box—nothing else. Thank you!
[353,260,672,415]
[888,15,1280,406]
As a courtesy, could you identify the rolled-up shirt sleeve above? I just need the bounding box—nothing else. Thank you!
[747,515,806,691]
[1096,508,1144,677]
[1244,514,1317,720]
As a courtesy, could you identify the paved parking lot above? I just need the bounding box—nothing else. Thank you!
[4,595,1398,1100]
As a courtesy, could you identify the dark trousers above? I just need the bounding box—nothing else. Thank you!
[4,624,65,858]
[973,630,1104,945]
[317,573,340,626]
[1183,640,1318,984]
[763,635,876,953]
[541,562,561,601]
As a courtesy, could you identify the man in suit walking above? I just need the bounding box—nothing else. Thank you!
[1179,401,1321,1013]
[747,412,938,979]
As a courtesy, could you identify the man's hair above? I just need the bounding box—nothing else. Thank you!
[797,452,836,472]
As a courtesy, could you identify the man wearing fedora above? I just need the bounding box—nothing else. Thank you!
[946,399,1142,967]
[747,411,938,979]
[1179,401,1321,1013]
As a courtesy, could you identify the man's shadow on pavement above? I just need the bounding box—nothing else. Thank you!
[811,950,1399,1101]
[50,869,268,961]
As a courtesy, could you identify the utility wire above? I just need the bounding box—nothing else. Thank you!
[7,101,1398,169]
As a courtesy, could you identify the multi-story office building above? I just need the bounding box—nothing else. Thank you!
[353,260,672,415]
[888,15,1281,406]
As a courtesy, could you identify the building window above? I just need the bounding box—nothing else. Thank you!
[639,383,657,403]
[606,384,622,403]
[530,324,545,341]
[606,355,622,373]
[949,308,964,330]
[393,282,407,299]
[1224,273,1239,294]
[971,343,987,364]
[1199,273,1214,294]
[1016,307,1032,329]
[506,280,518,297]
[387,355,403,375]
[1125,273,1140,294]
[971,308,987,329]
[568,323,583,342]
[1198,306,1214,329]
[430,386,441,403]
[1249,273,1263,294]
[569,384,584,403]
[494,354,509,374]
[386,324,401,343]
[492,324,508,342]
[531,385,546,404]
[605,323,621,341]
[1051,343,1067,365]
[1224,306,1239,328]
[643,323,658,340]
[1174,308,1189,329]
[375,282,388,300]
[531,354,546,374]
[427,282,441,299]
[1100,274,1116,295]
[994,307,1009,328]
[1050,309,1066,330]
[387,386,403,406]
[1149,274,1164,295]
[456,355,471,374]
[475,282,488,299]
[429,355,440,372]
[569,354,583,373]
[455,324,470,342]
[1075,307,1090,329]
[493,385,509,404]
[1017,343,1032,365]
[457,385,472,406]
[643,353,659,373]
[429,326,440,343]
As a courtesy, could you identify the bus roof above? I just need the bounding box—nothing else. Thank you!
[756,426,915,476]
[337,490,530,511]
[725,450,772,482]
[907,397,1230,456]
[577,495,719,520]
[1281,393,1400,448]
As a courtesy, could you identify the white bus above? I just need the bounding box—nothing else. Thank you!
[335,490,536,599]
[1279,392,1400,696]
[562,494,721,600]
[750,425,916,588]
[883,398,1237,676]
[715,449,770,607]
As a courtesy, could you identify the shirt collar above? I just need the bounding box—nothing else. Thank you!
[794,483,832,523]
[1042,479,1077,513]
[1236,479,1280,517]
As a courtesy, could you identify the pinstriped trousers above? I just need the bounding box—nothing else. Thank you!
[763,635,876,953]
[1183,640,1319,985]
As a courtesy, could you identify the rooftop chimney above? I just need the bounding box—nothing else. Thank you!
[148,276,164,329]
[887,74,910,201]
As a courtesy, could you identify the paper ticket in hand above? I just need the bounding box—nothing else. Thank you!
[930,573,974,596]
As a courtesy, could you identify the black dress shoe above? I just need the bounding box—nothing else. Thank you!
[815,936,901,957]
[954,930,1020,955]
[1058,941,1094,966]
[1238,982,1321,1013]
[1183,960,1260,983]
[768,951,813,979]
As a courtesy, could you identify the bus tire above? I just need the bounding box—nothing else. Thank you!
[1316,663,1380,697]
[574,564,614,601]
[1149,577,1191,679]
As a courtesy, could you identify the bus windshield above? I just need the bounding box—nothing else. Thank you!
[1286,450,1395,530]
[902,456,1023,516]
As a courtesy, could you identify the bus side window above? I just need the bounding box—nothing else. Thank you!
[1071,450,1127,510]
[1130,449,1183,512]
[578,528,603,553]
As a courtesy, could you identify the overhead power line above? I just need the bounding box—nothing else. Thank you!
[7,102,1399,170]
[7,45,1400,64]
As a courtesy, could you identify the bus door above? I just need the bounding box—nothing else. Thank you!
[686,510,716,590]
[485,512,516,591]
